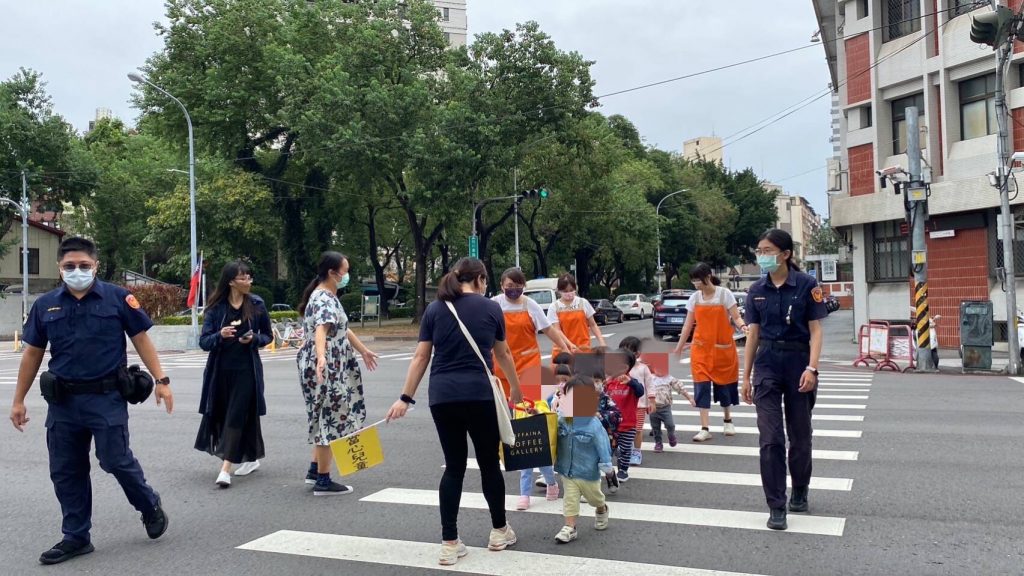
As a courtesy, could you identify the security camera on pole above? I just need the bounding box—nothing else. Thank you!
[969,2,1022,375]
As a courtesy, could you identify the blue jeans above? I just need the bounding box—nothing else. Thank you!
[519,466,556,495]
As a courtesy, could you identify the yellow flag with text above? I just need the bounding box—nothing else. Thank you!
[330,422,385,476]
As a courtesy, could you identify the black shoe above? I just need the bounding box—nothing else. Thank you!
[789,486,809,513]
[313,480,353,496]
[767,508,788,530]
[142,498,168,540]
[305,470,318,485]
[39,540,95,565]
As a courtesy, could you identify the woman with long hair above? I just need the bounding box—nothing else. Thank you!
[673,262,748,443]
[386,258,522,567]
[296,251,379,496]
[196,260,273,487]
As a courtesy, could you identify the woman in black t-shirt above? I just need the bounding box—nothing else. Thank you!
[195,261,274,488]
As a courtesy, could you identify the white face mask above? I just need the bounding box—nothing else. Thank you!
[561,291,576,302]
[63,267,96,292]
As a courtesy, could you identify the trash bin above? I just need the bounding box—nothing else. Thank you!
[960,300,993,371]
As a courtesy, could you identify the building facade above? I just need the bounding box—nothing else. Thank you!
[434,0,467,47]
[0,216,65,292]
[775,193,822,262]
[683,136,724,164]
[813,0,1024,348]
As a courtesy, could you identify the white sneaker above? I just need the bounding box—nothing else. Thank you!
[438,539,468,566]
[488,524,517,551]
[595,505,610,530]
[554,525,578,543]
[692,429,713,442]
[235,460,261,476]
[723,422,737,436]
[216,470,231,488]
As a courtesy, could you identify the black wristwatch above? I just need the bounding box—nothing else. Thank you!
[400,394,416,405]
[155,376,171,386]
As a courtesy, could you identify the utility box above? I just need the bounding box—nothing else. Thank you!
[960,300,993,371]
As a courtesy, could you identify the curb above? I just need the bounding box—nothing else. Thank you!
[361,335,420,343]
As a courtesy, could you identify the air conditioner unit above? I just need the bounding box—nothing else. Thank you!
[827,158,843,192]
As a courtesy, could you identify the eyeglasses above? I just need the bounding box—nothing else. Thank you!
[61,264,94,272]
[753,249,781,256]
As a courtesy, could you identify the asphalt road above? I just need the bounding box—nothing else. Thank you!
[1,314,1021,575]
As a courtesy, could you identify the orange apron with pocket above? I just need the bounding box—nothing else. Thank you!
[550,306,590,360]
[494,308,542,399]
[691,303,739,384]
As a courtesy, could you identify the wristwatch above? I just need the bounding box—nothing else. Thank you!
[155,376,171,386]
[804,367,819,377]
[400,394,416,405]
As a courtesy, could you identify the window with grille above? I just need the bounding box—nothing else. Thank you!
[891,93,925,155]
[442,7,450,21]
[883,0,921,42]
[858,0,869,20]
[18,248,39,275]
[960,74,997,140]
[871,221,909,281]
[953,0,980,17]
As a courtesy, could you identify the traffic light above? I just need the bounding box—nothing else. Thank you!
[970,6,1013,48]
[520,187,550,201]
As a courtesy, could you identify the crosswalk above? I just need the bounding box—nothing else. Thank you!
[237,369,874,575]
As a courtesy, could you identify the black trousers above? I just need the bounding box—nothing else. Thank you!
[430,401,506,541]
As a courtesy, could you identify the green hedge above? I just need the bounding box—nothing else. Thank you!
[388,307,415,319]
[339,292,363,314]
[159,315,199,326]
[270,310,299,321]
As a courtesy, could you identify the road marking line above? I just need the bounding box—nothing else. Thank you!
[459,461,853,491]
[671,396,867,410]
[817,395,869,400]
[360,488,846,536]
[645,423,861,438]
[641,443,859,461]
[671,411,864,422]
[238,531,771,575]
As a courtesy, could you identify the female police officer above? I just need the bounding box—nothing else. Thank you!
[741,229,827,531]
[9,237,173,564]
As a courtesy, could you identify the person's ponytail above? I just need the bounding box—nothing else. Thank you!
[437,258,488,301]
[297,277,320,315]
[758,229,800,272]
[298,251,348,314]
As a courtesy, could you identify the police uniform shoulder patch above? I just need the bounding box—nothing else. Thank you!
[811,287,824,303]
[126,294,141,310]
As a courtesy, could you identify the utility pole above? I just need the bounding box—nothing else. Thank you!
[995,31,1020,375]
[514,168,520,269]
[906,109,936,372]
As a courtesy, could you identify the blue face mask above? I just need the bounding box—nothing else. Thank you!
[757,254,780,274]
[338,272,350,288]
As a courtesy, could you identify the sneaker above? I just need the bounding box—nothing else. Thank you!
[653,441,664,453]
[216,470,231,488]
[616,470,629,483]
[516,495,531,510]
[313,480,354,496]
[39,540,95,565]
[545,484,560,501]
[235,460,261,476]
[305,469,318,485]
[767,507,788,530]
[629,449,642,466]
[789,486,809,513]
[594,505,610,530]
[142,497,169,540]
[438,539,468,566]
[723,422,737,436]
[668,433,678,447]
[554,525,578,543]
[605,471,620,494]
[488,524,517,551]
[692,429,712,442]
[534,477,548,489]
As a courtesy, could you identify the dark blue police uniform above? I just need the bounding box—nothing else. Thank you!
[22,279,161,546]
[744,269,828,511]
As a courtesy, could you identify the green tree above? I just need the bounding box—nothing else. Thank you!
[807,220,842,255]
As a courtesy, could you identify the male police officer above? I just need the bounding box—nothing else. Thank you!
[9,236,174,565]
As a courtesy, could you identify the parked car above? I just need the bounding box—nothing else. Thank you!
[589,299,624,325]
[270,303,293,312]
[614,293,655,320]
[652,290,693,339]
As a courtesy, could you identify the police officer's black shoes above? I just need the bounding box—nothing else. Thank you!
[39,540,95,565]
[789,486,809,513]
[767,508,788,530]
[142,498,169,539]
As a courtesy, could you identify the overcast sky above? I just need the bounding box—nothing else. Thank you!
[1,0,833,214]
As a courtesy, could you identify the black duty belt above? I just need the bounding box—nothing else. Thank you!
[63,376,119,395]
[761,340,810,352]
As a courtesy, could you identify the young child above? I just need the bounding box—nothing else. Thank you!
[618,337,656,466]
[603,349,645,483]
[553,376,613,544]
[649,363,695,453]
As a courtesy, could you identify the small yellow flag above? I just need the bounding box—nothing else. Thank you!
[330,423,385,476]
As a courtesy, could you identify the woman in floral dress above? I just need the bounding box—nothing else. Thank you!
[296,251,379,496]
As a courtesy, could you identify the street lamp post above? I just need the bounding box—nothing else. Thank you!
[129,72,199,348]
[655,189,688,291]
[1,171,30,336]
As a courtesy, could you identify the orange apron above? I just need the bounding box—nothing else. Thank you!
[494,307,542,400]
[550,307,591,360]
[691,302,739,384]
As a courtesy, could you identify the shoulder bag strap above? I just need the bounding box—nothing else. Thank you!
[445,300,497,380]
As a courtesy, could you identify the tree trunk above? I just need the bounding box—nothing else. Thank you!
[305,167,333,256]
[573,246,596,295]
[365,204,391,319]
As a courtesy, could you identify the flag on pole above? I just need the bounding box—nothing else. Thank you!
[186,253,203,308]
[330,419,387,476]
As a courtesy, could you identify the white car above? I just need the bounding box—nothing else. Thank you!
[614,293,654,320]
